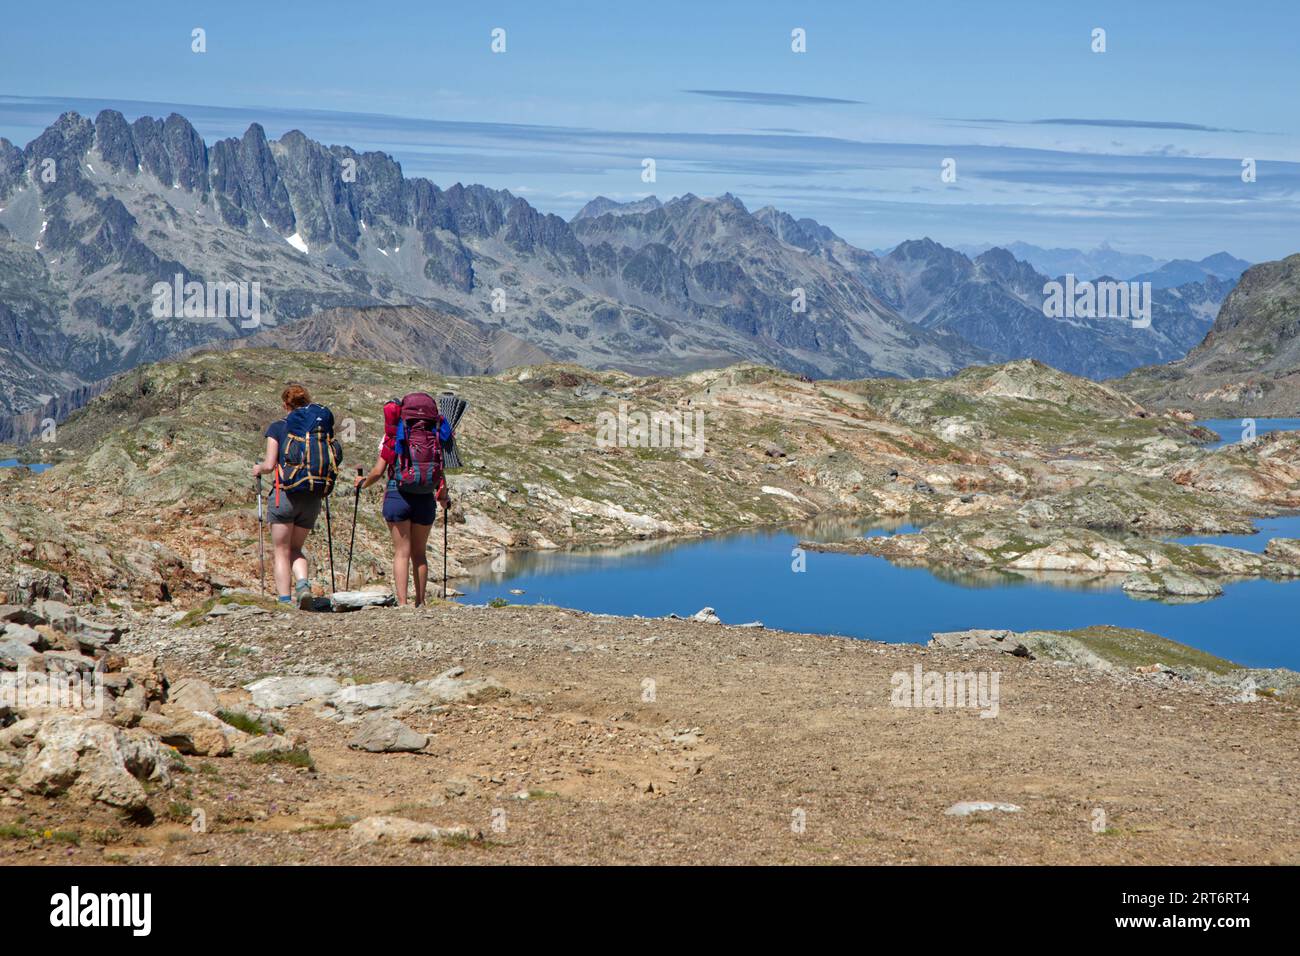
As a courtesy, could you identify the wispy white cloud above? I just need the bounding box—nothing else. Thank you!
[2,94,1295,260]
[684,90,865,107]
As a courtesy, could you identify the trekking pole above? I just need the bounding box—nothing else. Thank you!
[256,475,266,596]
[345,467,362,591]
[442,499,449,599]
[325,492,337,595]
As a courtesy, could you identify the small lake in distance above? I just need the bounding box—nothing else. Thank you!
[460,420,1300,669]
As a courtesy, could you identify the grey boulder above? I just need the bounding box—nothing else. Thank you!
[245,675,341,709]
[1,622,45,647]
[330,590,397,611]
[17,715,171,810]
[350,815,479,844]
[929,629,1033,657]
[0,638,41,669]
[347,715,429,753]
[169,677,220,714]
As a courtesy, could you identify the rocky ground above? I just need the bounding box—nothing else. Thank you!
[3,350,1298,609]
[1,595,1296,866]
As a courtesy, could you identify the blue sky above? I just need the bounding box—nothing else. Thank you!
[1,0,1297,260]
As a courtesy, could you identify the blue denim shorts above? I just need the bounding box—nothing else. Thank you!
[382,481,437,526]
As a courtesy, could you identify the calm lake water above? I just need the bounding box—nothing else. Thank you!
[1171,514,1300,553]
[460,518,1300,669]
[0,458,53,473]
[1197,418,1300,450]
[463,418,1300,672]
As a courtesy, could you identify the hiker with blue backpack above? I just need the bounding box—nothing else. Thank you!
[251,384,342,608]
[355,392,452,607]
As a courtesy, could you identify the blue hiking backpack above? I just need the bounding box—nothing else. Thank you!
[276,402,342,496]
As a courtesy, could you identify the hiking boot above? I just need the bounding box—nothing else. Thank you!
[295,580,314,610]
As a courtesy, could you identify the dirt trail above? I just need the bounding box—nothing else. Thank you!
[3,601,1295,865]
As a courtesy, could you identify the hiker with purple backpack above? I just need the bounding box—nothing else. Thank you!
[355,392,452,607]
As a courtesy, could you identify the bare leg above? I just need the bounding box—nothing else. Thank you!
[271,523,294,597]
[410,522,432,606]
[389,521,411,605]
[290,525,311,584]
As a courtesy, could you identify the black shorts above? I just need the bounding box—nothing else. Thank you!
[382,481,437,526]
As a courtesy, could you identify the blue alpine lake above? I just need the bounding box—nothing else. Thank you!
[1170,514,1300,553]
[460,515,1300,669]
[462,418,1300,671]
[1196,417,1300,450]
[0,458,53,473]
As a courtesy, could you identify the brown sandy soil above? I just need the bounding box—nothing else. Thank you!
[2,601,1295,865]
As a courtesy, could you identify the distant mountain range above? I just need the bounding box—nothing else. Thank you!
[564,203,1234,379]
[571,196,664,220]
[1128,253,1252,289]
[0,109,993,424]
[0,108,1254,432]
[956,242,1250,287]
[849,239,1232,379]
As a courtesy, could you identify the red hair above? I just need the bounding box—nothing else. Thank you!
[281,384,311,409]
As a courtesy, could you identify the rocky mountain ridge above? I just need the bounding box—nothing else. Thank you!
[0,110,990,425]
[746,223,1232,379]
[1,110,1250,436]
[208,304,552,376]
[1118,253,1300,415]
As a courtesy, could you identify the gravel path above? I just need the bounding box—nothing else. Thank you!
[3,601,1296,865]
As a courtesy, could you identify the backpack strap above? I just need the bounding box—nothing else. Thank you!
[272,418,285,504]
[395,419,408,464]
